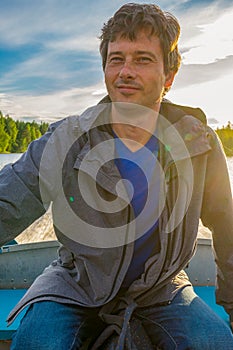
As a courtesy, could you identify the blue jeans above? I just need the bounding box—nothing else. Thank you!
[11,286,233,349]
[137,286,233,349]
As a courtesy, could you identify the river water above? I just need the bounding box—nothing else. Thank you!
[1,153,233,191]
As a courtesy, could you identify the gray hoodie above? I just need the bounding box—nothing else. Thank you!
[0,99,232,339]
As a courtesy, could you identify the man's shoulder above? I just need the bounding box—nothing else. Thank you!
[47,115,80,133]
[161,99,207,125]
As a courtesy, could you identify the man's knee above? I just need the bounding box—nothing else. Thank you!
[10,302,85,350]
[10,301,104,350]
[185,320,233,350]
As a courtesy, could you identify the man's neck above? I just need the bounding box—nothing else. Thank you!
[111,103,160,152]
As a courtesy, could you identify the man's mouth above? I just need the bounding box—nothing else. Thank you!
[115,83,141,94]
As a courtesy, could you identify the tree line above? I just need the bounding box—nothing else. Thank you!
[0,112,48,153]
[0,111,233,156]
[216,122,233,157]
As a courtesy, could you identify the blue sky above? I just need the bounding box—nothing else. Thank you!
[0,0,233,125]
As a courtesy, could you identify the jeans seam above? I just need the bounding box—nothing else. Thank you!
[69,319,86,350]
[136,312,178,350]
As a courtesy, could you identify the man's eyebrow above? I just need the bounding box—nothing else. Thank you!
[107,50,158,60]
[134,51,158,59]
[107,51,124,57]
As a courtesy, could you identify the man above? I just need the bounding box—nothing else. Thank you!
[1,3,233,349]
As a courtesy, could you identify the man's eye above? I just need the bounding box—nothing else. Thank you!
[136,57,152,63]
[109,57,123,63]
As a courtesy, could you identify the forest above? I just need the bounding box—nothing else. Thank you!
[0,111,233,156]
[0,111,48,153]
[216,122,233,157]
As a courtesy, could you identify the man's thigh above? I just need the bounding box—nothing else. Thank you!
[138,285,233,350]
[11,301,104,350]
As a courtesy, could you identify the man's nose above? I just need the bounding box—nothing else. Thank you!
[119,61,136,79]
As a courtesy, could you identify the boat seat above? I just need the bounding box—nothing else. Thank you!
[194,286,229,323]
[0,289,27,342]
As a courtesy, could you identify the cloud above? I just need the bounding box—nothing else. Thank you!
[0,1,103,47]
[168,64,233,124]
[0,0,136,50]
[0,83,107,122]
[46,36,99,53]
[173,55,233,89]
[181,8,233,64]
[0,47,102,95]
[0,1,105,96]
[0,0,232,125]
[0,0,214,48]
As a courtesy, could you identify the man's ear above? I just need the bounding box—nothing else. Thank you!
[164,71,176,89]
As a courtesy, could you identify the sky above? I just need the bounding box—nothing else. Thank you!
[0,0,233,126]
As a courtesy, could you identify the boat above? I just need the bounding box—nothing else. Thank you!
[0,238,229,349]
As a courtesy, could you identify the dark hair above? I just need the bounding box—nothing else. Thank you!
[99,3,181,77]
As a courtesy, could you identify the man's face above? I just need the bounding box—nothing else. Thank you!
[104,30,174,111]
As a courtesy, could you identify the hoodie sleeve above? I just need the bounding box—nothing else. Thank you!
[0,120,63,247]
[201,127,233,321]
